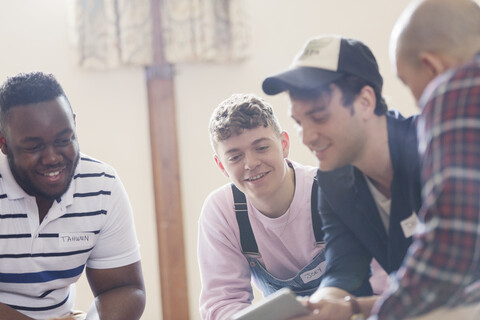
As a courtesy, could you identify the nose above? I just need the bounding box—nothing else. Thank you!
[244,152,260,170]
[298,123,319,149]
[41,145,62,165]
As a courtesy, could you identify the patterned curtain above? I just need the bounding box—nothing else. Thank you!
[70,0,153,69]
[70,0,250,69]
[160,0,250,63]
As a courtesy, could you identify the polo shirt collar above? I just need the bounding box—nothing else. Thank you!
[0,153,29,200]
[0,153,75,208]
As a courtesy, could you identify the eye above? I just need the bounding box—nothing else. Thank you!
[312,117,327,124]
[54,137,73,147]
[228,154,242,163]
[311,113,329,124]
[256,145,269,152]
[23,144,44,153]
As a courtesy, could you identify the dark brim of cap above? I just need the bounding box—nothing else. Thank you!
[262,66,344,95]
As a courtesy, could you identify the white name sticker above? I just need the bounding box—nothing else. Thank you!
[400,212,420,238]
[300,260,326,284]
[59,233,95,248]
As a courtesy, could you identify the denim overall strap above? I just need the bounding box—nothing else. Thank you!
[232,184,259,255]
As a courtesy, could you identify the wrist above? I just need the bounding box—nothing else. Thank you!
[344,295,365,320]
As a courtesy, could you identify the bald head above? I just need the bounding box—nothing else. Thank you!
[392,0,480,67]
[390,0,480,101]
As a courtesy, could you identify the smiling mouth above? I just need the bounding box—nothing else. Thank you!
[245,172,268,182]
[44,171,61,177]
[313,143,330,154]
[40,167,65,179]
[318,144,330,151]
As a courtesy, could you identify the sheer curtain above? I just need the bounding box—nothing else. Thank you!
[160,0,250,63]
[70,0,250,69]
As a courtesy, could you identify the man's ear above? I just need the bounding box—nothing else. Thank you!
[419,52,447,78]
[0,133,7,155]
[214,154,229,178]
[356,85,377,120]
[280,131,290,158]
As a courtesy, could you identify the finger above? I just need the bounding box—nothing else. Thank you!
[297,295,309,307]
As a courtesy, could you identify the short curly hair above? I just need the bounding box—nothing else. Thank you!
[0,72,70,131]
[209,94,282,150]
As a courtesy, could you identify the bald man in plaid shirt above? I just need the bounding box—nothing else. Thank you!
[370,0,480,319]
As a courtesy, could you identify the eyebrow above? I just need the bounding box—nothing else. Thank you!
[55,128,75,137]
[19,137,43,144]
[19,128,74,144]
[223,137,271,155]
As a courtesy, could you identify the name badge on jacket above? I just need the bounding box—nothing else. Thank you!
[400,212,420,238]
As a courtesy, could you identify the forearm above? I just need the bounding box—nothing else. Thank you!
[373,175,480,317]
[198,204,256,319]
[373,246,476,319]
[199,261,253,320]
[319,194,374,296]
[0,303,33,320]
[91,285,145,320]
[357,296,378,317]
[199,267,253,319]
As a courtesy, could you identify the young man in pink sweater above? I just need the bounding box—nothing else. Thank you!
[198,93,326,320]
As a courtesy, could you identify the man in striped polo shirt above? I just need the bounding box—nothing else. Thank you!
[0,72,145,320]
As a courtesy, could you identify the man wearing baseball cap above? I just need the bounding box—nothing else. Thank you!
[262,35,421,319]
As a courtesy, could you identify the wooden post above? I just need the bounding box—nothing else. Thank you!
[146,0,190,319]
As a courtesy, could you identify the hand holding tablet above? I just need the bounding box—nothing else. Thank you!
[232,288,310,320]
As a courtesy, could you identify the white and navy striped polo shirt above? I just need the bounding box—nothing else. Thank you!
[0,153,141,320]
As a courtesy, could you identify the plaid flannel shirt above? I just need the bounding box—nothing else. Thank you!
[372,53,480,319]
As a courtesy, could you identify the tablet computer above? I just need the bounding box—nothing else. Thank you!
[232,288,310,320]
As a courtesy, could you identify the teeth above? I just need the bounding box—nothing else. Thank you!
[247,173,266,181]
[44,171,60,177]
[317,145,329,152]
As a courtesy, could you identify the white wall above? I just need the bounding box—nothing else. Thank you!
[0,0,434,319]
